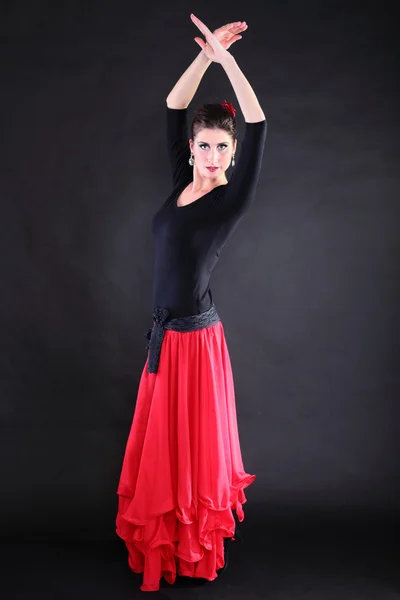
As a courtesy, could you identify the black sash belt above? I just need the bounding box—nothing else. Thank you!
[144,303,221,373]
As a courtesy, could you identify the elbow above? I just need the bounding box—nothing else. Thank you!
[244,112,267,124]
[166,97,189,110]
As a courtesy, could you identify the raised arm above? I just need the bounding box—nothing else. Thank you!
[219,54,266,123]
[166,52,212,187]
[166,51,212,109]
[217,53,267,217]
[191,14,267,217]
[165,21,248,186]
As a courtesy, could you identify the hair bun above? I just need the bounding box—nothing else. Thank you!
[220,100,236,118]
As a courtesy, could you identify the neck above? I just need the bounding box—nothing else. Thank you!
[192,171,227,192]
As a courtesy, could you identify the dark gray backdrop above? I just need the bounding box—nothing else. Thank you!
[1,0,398,541]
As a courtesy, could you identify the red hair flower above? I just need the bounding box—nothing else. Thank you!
[220,100,236,118]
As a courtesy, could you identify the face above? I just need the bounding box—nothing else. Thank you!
[189,128,237,180]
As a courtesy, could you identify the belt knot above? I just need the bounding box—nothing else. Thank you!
[152,306,170,327]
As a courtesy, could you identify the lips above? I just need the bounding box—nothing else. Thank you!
[206,167,218,172]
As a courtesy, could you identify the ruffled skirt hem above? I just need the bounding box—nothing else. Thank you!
[116,474,255,592]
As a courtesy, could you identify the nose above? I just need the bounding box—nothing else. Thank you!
[209,149,219,164]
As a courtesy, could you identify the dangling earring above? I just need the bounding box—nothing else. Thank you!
[231,153,235,167]
[189,151,194,166]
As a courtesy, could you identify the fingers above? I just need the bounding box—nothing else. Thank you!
[234,23,248,33]
[194,37,206,51]
[221,22,248,36]
[228,21,247,30]
[216,21,247,33]
[226,35,242,49]
[190,13,213,36]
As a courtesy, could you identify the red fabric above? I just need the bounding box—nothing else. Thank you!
[116,321,255,592]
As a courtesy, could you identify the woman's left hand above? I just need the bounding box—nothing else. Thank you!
[190,14,232,63]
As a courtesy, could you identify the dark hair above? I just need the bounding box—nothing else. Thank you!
[191,103,237,141]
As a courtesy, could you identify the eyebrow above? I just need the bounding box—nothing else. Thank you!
[197,141,229,145]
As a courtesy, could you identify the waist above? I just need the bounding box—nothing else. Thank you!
[163,302,220,332]
[146,303,221,374]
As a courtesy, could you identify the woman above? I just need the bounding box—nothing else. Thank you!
[116,14,267,592]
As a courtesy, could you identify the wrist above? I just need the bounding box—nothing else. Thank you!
[199,49,212,66]
[219,52,236,68]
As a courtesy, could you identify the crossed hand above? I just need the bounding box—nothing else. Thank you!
[191,13,248,63]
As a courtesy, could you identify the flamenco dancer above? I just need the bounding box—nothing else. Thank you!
[116,13,267,592]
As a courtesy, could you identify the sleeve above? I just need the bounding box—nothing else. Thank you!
[166,106,193,188]
[216,119,267,220]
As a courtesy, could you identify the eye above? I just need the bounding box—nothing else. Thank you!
[198,144,228,150]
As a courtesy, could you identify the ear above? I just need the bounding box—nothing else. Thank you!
[189,138,194,152]
[233,139,238,153]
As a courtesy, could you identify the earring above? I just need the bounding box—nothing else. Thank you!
[231,153,235,167]
[189,152,194,166]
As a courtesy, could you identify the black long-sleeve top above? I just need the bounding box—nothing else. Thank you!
[151,106,267,318]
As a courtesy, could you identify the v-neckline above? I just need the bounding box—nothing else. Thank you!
[174,180,227,209]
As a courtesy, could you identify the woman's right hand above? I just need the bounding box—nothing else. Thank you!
[212,20,248,50]
[191,14,246,63]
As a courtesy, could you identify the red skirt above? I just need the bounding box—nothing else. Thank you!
[115,320,255,592]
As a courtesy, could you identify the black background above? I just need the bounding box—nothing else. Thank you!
[1,0,399,548]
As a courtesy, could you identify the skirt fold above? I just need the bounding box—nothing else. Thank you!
[116,321,255,592]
